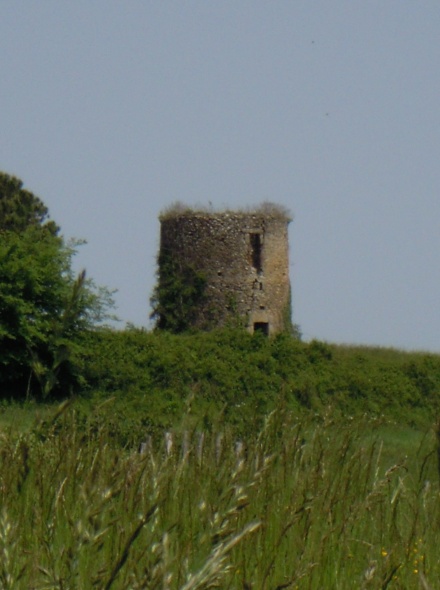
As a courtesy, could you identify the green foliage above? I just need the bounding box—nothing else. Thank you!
[0,171,113,399]
[0,172,58,235]
[150,250,207,333]
[0,228,101,397]
[79,329,440,435]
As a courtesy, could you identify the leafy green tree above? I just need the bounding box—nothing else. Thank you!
[0,172,112,398]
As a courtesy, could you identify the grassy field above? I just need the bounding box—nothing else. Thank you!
[0,402,438,589]
[2,330,440,588]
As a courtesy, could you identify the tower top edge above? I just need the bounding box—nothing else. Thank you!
[159,201,293,223]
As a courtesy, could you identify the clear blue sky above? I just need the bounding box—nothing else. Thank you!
[2,2,440,351]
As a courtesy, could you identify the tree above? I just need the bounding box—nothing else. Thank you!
[0,172,58,235]
[0,172,113,398]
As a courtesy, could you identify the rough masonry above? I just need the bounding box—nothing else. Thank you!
[157,205,292,335]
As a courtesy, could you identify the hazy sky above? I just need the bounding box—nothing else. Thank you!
[2,2,440,351]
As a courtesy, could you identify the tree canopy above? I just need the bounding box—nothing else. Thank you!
[0,171,112,398]
[0,172,59,235]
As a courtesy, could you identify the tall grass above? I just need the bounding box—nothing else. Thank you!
[0,405,438,588]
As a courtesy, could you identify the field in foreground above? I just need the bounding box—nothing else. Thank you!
[0,405,439,589]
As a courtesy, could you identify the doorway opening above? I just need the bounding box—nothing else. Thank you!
[254,322,269,336]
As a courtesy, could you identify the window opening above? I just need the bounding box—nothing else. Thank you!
[254,322,269,336]
[250,233,263,272]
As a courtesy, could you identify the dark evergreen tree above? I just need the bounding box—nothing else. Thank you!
[0,172,59,235]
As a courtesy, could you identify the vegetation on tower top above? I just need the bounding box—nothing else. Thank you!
[159,201,292,222]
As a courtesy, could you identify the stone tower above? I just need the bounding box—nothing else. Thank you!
[155,204,292,335]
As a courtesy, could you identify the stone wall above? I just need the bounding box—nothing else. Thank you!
[159,209,291,335]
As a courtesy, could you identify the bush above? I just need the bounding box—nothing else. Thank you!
[80,329,440,432]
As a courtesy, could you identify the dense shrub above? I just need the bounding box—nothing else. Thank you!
[80,329,440,432]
